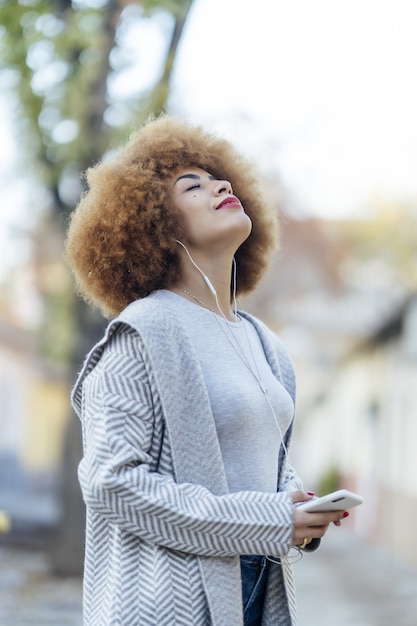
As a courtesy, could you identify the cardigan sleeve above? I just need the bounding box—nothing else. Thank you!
[280,463,303,493]
[77,326,295,559]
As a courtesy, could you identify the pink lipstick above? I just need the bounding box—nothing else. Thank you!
[216,196,242,209]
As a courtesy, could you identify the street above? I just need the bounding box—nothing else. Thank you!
[0,544,82,626]
[1,528,416,625]
[295,528,417,625]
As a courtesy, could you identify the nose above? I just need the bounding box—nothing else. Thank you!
[214,178,233,196]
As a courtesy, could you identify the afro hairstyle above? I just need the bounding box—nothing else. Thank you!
[65,115,279,318]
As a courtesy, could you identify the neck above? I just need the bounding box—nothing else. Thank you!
[172,248,237,321]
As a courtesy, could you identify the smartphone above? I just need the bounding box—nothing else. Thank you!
[296,489,363,512]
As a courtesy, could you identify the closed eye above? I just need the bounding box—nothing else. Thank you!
[186,183,200,191]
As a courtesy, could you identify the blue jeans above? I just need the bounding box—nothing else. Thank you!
[240,555,269,626]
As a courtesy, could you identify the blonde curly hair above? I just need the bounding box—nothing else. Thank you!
[65,116,278,318]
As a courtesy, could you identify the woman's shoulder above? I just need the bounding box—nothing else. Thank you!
[239,311,288,353]
[96,292,188,367]
[72,292,186,415]
[118,290,184,331]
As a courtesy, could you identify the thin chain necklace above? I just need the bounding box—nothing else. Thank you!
[180,287,217,314]
[180,287,239,322]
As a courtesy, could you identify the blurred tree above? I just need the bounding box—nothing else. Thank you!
[0,0,194,573]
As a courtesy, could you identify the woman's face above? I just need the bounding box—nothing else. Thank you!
[170,167,252,254]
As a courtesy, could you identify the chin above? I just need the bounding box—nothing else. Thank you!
[233,217,252,248]
[240,214,253,237]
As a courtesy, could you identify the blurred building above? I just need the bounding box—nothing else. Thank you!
[0,270,70,540]
[293,296,417,569]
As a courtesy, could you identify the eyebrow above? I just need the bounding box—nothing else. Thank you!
[174,173,217,185]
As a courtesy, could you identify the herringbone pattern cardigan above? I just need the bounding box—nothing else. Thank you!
[72,295,303,625]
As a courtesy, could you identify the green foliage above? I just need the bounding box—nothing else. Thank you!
[0,0,194,213]
[0,0,194,367]
[0,0,115,205]
[317,464,341,497]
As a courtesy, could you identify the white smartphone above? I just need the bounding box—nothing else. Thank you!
[296,489,364,512]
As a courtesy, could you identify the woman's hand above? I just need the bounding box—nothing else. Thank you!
[290,490,348,547]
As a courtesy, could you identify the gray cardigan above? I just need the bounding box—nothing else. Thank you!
[72,295,302,625]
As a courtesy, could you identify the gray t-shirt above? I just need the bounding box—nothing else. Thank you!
[155,290,294,494]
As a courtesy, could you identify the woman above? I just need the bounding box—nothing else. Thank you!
[66,116,347,626]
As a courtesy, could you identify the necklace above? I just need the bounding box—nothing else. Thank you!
[180,288,217,314]
[180,287,239,322]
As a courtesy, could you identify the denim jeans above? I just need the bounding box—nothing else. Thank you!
[240,555,270,626]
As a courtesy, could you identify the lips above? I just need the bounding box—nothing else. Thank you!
[216,195,242,210]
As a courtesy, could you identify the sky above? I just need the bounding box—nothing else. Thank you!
[172,0,417,217]
[1,0,417,279]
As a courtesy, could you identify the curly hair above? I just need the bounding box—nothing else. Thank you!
[65,116,279,318]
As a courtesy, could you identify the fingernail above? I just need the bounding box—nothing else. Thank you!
[306,491,315,496]
[343,511,350,518]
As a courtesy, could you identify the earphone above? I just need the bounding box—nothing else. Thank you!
[175,240,217,296]
[232,256,237,316]
[203,275,217,296]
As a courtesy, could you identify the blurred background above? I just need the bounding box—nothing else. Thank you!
[0,0,416,624]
